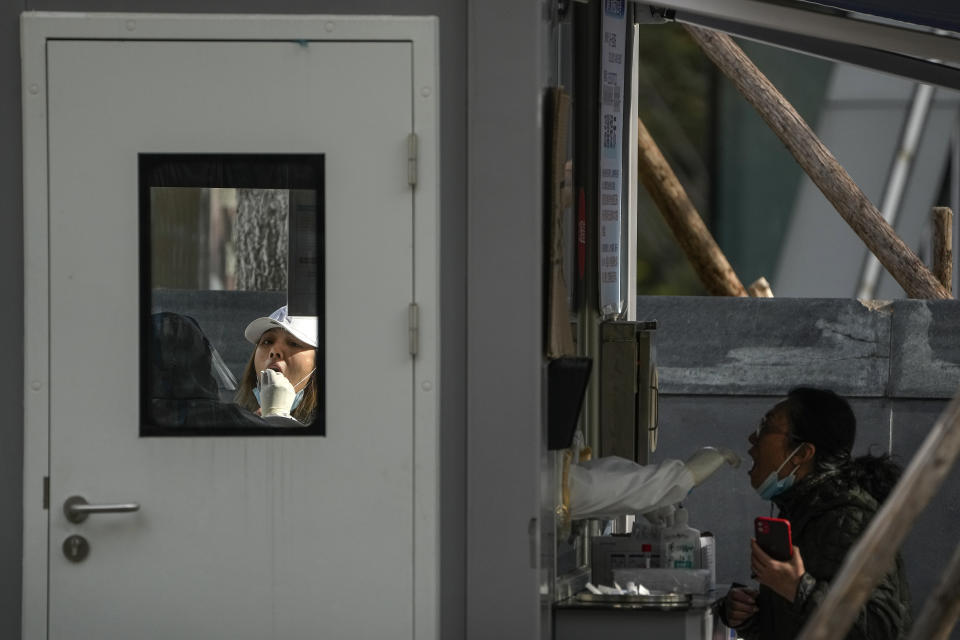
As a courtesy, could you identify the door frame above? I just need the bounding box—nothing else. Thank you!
[21,12,439,639]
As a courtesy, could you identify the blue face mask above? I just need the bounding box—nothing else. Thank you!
[755,444,804,500]
[253,368,315,412]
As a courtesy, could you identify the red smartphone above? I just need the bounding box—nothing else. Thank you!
[755,517,793,561]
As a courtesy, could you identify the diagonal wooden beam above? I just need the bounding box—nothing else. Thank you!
[684,24,951,300]
[637,115,748,297]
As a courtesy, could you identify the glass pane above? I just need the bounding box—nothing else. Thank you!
[139,154,325,436]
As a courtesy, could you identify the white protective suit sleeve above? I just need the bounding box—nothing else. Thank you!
[568,456,695,520]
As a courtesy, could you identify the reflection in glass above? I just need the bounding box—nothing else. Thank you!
[149,311,257,427]
[150,187,314,293]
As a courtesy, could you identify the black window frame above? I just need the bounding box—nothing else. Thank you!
[138,153,326,437]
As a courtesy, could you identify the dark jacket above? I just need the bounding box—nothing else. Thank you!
[726,466,911,640]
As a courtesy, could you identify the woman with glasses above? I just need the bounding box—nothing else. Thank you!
[720,387,911,639]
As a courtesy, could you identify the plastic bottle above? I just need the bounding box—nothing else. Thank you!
[660,505,700,569]
[631,519,661,568]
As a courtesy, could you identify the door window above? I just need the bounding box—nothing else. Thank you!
[139,154,325,436]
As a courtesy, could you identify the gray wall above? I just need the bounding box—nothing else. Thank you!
[4,2,466,638]
[640,296,960,638]
[3,1,25,636]
[466,1,553,638]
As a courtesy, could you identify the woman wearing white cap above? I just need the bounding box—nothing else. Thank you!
[235,306,319,424]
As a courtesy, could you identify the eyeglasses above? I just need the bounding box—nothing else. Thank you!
[753,417,790,441]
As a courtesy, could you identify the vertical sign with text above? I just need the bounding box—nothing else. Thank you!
[599,0,626,318]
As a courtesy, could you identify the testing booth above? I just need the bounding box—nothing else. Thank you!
[13,1,960,639]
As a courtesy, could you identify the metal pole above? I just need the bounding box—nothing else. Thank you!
[856,83,936,299]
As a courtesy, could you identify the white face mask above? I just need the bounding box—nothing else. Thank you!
[253,368,316,411]
[755,444,804,501]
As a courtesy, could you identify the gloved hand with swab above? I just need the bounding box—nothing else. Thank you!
[685,446,741,486]
[257,369,298,417]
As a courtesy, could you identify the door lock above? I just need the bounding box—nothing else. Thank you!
[62,535,90,563]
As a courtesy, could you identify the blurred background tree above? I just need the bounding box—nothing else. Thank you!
[635,23,712,295]
[632,23,833,296]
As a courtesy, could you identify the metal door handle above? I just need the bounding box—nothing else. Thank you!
[63,495,140,524]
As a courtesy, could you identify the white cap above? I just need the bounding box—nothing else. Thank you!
[244,305,318,348]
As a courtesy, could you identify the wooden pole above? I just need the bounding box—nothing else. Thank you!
[907,541,960,640]
[748,276,774,298]
[933,206,953,295]
[636,116,748,297]
[795,389,960,640]
[684,24,951,301]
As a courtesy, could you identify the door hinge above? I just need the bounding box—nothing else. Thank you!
[43,476,49,510]
[408,302,419,357]
[528,516,539,569]
[407,133,418,188]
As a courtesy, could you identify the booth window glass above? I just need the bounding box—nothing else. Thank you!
[139,154,325,436]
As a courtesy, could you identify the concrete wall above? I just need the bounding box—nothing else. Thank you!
[640,296,960,638]
[4,2,466,638]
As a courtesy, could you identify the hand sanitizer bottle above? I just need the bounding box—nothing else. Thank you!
[661,505,700,569]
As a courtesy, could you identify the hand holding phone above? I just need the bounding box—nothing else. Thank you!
[754,517,792,562]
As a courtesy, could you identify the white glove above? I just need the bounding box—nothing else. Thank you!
[258,369,297,417]
[684,446,741,486]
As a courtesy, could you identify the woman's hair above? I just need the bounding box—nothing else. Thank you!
[234,345,319,424]
[846,449,903,505]
[783,386,902,503]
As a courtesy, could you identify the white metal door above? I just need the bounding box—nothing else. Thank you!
[23,15,439,640]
